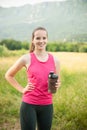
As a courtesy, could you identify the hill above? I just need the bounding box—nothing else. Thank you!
[0,0,87,42]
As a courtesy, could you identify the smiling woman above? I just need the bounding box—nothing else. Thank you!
[5,26,61,130]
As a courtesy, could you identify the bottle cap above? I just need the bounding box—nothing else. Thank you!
[49,71,54,74]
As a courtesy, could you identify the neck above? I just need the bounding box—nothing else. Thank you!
[33,50,48,62]
[34,50,47,56]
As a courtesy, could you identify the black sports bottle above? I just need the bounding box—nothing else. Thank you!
[48,71,58,93]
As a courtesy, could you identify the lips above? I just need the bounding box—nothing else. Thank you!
[37,42,46,46]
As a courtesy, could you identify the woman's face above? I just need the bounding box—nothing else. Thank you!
[32,30,48,51]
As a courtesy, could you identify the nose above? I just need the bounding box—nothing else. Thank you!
[39,38,44,43]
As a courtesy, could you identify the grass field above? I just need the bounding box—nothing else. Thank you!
[0,51,87,130]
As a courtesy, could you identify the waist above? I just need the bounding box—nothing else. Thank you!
[22,91,52,105]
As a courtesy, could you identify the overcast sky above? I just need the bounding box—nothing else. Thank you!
[0,0,66,7]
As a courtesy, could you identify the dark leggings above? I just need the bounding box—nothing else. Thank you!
[20,102,53,130]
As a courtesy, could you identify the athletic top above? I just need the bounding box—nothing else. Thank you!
[22,52,56,105]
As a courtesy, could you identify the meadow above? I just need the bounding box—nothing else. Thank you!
[0,51,87,130]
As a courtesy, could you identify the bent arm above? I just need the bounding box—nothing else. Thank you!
[5,55,27,93]
[54,56,61,87]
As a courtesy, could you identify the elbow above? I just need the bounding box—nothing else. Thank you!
[5,72,12,81]
[5,72,9,81]
[5,71,14,81]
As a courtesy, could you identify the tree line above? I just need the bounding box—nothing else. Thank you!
[0,39,87,52]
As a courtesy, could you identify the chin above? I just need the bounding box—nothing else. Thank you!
[38,48,44,51]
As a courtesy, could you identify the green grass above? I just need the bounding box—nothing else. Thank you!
[0,52,87,130]
[52,70,87,130]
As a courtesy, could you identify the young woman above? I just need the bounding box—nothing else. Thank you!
[5,27,61,130]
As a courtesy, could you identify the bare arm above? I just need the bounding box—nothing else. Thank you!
[54,56,61,88]
[5,54,35,94]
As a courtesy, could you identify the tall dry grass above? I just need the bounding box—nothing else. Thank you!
[0,52,87,130]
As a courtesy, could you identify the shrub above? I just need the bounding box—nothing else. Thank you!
[0,45,9,56]
[79,45,87,52]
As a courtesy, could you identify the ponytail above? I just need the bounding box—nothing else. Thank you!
[29,42,35,53]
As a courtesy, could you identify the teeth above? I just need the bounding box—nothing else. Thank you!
[39,44,44,46]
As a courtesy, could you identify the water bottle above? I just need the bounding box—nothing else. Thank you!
[48,71,58,93]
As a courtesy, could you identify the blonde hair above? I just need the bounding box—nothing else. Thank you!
[29,27,48,53]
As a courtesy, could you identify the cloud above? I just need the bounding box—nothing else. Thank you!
[0,0,66,7]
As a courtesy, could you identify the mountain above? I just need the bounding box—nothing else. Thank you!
[0,0,87,42]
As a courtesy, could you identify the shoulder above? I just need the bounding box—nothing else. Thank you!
[49,53,59,62]
[14,53,30,68]
[19,53,31,65]
[54,56,60,65]
[49,53,60,66]
[13,53,31,69]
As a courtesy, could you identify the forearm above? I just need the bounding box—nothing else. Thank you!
[5,75,24,93]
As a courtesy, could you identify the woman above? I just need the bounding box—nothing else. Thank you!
[5,27,61,130]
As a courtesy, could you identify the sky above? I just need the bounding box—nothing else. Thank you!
[0,0,66,7]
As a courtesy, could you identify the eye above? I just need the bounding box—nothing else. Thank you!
[36,37,40,40]
[43,37,46,40]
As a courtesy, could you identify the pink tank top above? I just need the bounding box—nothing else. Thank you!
[22,52,56,105]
